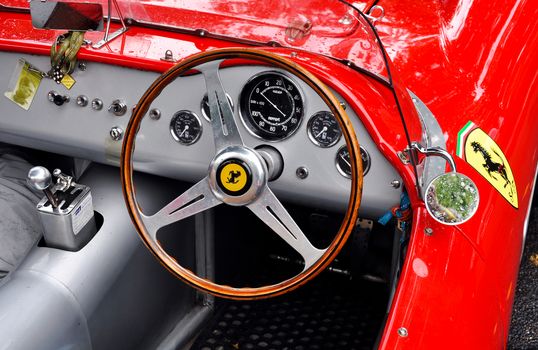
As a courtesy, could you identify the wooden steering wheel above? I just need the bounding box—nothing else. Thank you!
[120,48,363,300]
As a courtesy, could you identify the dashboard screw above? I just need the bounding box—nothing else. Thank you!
[391,180,401,188]
[149,108,161,120]
[424,227,433,236]
[78,62,87,71]
[397,327,408,337]
[296,167,309,179]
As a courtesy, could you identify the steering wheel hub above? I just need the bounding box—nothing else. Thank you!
[209,146,267,206]
[216,159,252,196]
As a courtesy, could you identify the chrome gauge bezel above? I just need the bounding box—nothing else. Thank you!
[335,145,371,178]
[169,110,202,146]
[307,111,342,148]
[239,70,305,142]
[335,145,351,179]
[360,146,371,176]
[200,92,234,122]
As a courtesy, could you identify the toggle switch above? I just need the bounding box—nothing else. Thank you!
[108,99,127,116]
[48,91,69,106]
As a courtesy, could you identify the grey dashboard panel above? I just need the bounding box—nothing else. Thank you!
[0,52,402,218]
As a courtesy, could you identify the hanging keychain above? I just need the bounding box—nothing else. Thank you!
[49,31,85,89]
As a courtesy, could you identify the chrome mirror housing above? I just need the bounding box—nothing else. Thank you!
[424,172,479,225]
[406,136,480,225]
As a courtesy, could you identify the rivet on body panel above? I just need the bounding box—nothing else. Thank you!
[424,227,433,236]
[397,327,408,337]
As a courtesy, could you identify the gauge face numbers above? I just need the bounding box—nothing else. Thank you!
[201,92,234,122]
[240,72,304,141]
[170,110,202,145]
[307,111,342,147]
[336,146,371,178]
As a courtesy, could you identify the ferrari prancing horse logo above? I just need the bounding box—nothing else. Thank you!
[226,170,242,184]
[219,162,248,193]
[457,121,518,208]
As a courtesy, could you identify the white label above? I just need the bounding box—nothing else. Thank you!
[72,193,94,235]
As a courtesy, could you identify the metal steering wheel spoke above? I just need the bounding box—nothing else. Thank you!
[248,186,325,269]
[198,60,244,150]
[141,177,221,238]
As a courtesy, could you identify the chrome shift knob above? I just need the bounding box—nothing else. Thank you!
[27,166,52,191]
[27,166,59,208]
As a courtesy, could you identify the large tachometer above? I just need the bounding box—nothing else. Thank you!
[240,72,304,141]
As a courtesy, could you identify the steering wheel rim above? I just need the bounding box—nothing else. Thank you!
[120,48,363,300]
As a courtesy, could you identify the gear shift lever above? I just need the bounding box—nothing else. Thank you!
[27,166,97,251]
[27,166,59,208]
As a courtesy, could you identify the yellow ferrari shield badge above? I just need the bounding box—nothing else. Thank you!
[457,121,518,208]
[220,163,248,193]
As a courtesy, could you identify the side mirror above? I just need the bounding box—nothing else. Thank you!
[30,0,104,31]
[407,142,479,225]
[425,172,479,225]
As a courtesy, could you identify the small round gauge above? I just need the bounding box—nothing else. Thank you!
[200,93,234,122]
[307,111,342,147]
[170,110,202,145]
[336,146,371,178]
[240,72,304,141]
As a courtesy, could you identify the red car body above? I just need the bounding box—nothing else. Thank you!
[0,0,536,348]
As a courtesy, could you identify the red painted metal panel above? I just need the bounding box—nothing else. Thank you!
[376,0,538,348]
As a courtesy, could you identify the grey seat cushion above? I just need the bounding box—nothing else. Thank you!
[0,153,42,276]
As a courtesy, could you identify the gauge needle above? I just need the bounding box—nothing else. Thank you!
[315,126,328,138]
[340,153,351,167]
[260,92,286,117]
[180,125,189,137]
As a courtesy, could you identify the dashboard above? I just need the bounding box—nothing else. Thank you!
[0,51,402,217]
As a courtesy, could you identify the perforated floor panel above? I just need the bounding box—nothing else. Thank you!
[191,276,387,350]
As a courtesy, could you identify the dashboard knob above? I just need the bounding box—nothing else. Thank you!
[91,98,103,110]
[76,95,89,107]
[110,126,124,141]
[108,99,127,116]
[48,91,69,106]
